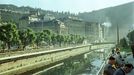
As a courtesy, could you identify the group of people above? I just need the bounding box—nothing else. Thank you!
[103,48,134,75]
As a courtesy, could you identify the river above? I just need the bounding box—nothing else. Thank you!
[33,48,110,75]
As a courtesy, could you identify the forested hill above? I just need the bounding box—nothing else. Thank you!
[0,4,76,19]
[78,1,134,38]
[78,2,134,25]
[0,4,34,12]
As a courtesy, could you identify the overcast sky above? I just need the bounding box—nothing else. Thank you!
[0,0,134,13]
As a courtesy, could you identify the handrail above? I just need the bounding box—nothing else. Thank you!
[96,52,112,75]
[0,44,92,64]
[0,43,114,64]
[96,61,106,75]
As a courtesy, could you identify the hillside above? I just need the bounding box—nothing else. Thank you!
[78,2,134,39]
[0,2,134,41]
[0,4,76,23]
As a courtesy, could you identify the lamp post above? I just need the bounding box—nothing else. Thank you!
[117,24,120,47]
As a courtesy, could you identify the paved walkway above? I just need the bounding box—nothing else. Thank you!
[125,54,134,75]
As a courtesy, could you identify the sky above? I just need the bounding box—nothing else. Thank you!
[0,0,134,13]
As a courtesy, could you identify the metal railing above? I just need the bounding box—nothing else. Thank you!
[96,49,112,75]
[96,61,106,75]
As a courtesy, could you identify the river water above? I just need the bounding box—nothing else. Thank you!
[33,48,110,75]
[76,49,106,75]
[77,59,104,75]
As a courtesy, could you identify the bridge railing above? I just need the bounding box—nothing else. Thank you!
[96,48,113,75]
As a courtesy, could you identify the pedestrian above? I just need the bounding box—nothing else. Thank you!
[113,63,133,75]
[115,51,124,68]
[111,48,115,56]
[115,47,120,53]
[130,44,134,58]
[103,56,116,75]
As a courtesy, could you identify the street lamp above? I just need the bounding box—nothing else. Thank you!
[117,24,120,47]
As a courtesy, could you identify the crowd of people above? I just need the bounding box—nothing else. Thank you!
[103,47,134,75]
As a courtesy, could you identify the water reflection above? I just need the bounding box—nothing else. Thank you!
[33,49,109,75]
[77,49,105,75]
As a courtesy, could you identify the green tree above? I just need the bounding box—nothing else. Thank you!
[56,35,64,47]
[63,35,70,46]
[51,34,57,46]
[120,37,128,48]
[35,31,44,47]
[19,28,36,50]
[0,23,19,50]
[127,30,134,44]
[70,34,75,44]
[43,30,52,46]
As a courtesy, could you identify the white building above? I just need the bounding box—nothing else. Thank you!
[44,14,55,22]
[28,15,40,22]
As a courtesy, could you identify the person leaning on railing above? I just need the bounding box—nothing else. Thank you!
[113,63,133,75]
[114,51,125,68]
[103,56,117,75]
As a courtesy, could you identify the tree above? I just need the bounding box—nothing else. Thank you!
[43,30,52,46]
[0,23,19,50]
[127,30,134,44]
[18,29,27,49]
[19,28,36,50]
[70,34,75,44]
[56,35,64,47]
[63,35,70,46]
[120,37,128,48]
[51,34,57,46]
[35,31,44,47]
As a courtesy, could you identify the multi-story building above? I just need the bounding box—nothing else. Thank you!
[43,14,55,22]
[28,16,106,42]
[85,22,99,42]
[29,19,67,35]
[60,17,85,36]
[28,10,41,22]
